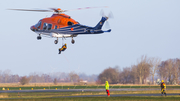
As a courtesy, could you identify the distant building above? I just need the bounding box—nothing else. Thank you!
[157,79,161,85]
[80,80,88,85]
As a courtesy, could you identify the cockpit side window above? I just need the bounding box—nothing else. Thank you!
[68,21,74,26]
[47,24,52,30]
[43,23,47,30]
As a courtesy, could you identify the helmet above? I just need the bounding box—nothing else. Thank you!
[161,80,164,82]
[65,43,67,45]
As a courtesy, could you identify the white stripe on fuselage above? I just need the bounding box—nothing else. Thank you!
[36,32,73,38]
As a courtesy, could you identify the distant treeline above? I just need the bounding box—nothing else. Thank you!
[97,55,180,85]
[0,70,97,84]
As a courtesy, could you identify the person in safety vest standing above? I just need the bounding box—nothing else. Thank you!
[105,81,110,97]
[160,80,166,96]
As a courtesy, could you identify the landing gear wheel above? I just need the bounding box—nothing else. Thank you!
[71,39,75,44]
[37,36,41,40]
[54,40,58,44]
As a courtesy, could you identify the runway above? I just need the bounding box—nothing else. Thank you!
[52,93,180,98]
[0,88,179,93]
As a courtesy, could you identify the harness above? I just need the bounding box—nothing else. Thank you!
[161,83,165,88]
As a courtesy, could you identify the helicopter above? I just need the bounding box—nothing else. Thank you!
[9,7,112,45]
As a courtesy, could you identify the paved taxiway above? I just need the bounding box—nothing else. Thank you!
[0,88,179,93]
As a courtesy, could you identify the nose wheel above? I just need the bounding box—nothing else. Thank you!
[71,38,75,44]
[37,35,42,40]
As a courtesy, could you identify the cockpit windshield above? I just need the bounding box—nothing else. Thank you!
[35,21,42,29]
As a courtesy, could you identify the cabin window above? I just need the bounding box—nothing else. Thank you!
[43,23,48,30]
[55,25,57,29]
[47,24,52,30]
[68,21,74,26]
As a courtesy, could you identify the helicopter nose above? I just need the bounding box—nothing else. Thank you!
[30,26,35,31]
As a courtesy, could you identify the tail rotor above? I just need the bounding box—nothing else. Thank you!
[100,10,114,29]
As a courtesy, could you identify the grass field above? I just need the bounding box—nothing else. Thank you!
[0,95,180,101]
[0,83,179,100]
[0,96,179,101]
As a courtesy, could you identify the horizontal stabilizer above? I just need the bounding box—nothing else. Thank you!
[104,29,111,32]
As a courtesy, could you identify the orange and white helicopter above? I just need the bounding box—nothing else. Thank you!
[9,7,112,44]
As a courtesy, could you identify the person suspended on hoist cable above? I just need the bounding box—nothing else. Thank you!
[58,43,67,54]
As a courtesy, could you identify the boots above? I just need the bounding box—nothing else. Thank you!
[161,92,163,96]
[58,49,61,54]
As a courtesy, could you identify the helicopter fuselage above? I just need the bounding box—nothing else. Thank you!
[30,14,111,38]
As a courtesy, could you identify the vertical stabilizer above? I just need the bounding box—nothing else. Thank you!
[94,17,108,29]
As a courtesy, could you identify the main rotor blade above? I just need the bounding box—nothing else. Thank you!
[8,6,109,14]
[8,9,53,12]
[65,6,108,12]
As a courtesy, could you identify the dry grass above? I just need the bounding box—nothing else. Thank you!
[0,83,179,87]
[0,83,72,87]
[0,82,98,87]
[0,94,8,98]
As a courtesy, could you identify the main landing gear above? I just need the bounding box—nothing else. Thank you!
[54,38,58,44]
[54,37,75,44]
[36,35,75,44]
[71,38,75,44]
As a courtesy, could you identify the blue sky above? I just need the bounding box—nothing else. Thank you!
[0,0,180,76]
